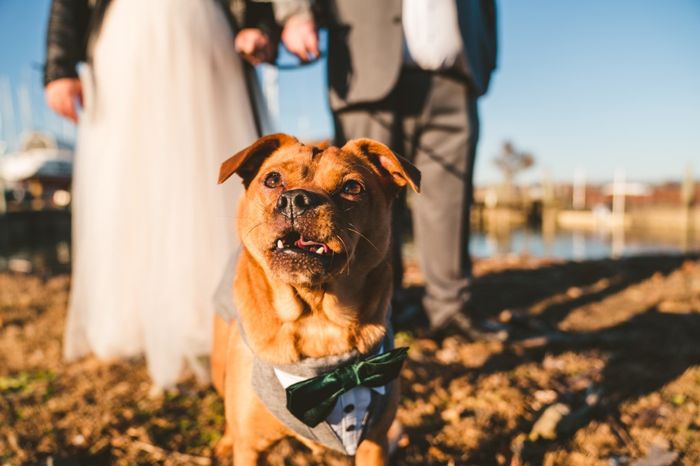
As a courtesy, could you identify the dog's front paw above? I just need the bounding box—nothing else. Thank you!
[214,433,234,461]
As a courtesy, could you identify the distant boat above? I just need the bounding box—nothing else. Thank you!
[0,131,73,182]
[0,131,73,210]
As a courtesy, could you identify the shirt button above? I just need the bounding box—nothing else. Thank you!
[346,424,356,432]
[344,404,355,413]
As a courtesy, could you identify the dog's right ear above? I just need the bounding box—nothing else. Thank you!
[218,133,298,185]
[342,139,421,193]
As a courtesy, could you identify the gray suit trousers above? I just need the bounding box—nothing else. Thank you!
[334,69,479,328]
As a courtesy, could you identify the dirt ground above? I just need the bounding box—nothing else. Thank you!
[1,254,699,465]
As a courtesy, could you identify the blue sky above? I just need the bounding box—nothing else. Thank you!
[1,0,699,184]
[476,1,700,185]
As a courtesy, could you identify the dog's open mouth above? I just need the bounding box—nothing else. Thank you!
[268,229,346,282]
[273,231,331,256]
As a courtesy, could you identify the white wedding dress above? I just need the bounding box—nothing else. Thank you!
[65,0,257,388]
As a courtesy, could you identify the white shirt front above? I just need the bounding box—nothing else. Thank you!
[402,0,463,71]
[274,365,386,455]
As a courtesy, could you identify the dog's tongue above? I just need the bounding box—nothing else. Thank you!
[295,236,330,254]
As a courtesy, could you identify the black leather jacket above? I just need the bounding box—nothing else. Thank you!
[44,0,279,85]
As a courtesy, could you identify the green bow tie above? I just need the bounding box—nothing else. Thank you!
[285,347,409,428]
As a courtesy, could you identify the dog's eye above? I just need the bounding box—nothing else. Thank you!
[342,180,364,196]
[263,172,282,188]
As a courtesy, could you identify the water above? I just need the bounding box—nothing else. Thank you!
[470,227,698,261]
[1,212,698,275]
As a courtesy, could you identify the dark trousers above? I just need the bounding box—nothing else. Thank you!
[333,69,479,328]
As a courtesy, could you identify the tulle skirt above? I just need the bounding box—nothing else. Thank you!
[65,0,256,388]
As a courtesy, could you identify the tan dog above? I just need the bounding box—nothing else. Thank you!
[211,134,420,465]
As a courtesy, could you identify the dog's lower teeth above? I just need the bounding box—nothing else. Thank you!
[277,240,284,249]
[315,247,325,255]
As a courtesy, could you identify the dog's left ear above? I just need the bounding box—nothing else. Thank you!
[342,139,421,193]
[219,133,299,185]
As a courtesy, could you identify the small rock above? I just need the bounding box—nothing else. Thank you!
[499,309,513,323]
[608,455,631,466]
[630,442,678,466]
[533,390,558,405]
[510,433,526,466]
[529,403,571,441]
[435,347,460,364]
[427,446,449,462]
[542,355,565,371]
[442,336,462,349]
[440,406,462,424]
[658,300,688,314]
[585,386,602,406]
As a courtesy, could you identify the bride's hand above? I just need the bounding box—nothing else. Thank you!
[235,29,274,65]
[281,14,319,63]
[45,78,83,123]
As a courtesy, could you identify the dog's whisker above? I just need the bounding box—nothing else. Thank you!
[346,225,381,254]
[242,222,264,242]
[335,234,353,274]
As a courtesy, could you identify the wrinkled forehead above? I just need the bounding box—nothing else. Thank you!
[261,144,376,181]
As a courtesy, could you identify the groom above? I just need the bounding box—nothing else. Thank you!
[280,0,499,338]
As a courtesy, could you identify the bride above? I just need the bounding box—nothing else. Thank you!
[44,0,274,388]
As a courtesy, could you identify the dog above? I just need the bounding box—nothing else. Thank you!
[211,133,420,465]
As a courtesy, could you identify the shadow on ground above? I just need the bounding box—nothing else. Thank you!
[393,254,699,465]
[1,253,699,465]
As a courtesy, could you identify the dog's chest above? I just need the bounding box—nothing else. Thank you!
[274,368,386,454]
[250,345,394,455]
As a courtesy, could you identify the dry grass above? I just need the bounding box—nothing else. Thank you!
[1,254,699,465]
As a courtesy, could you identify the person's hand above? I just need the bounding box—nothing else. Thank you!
[281,14,319,62]
[235,28,274,65]
[45,78,83,123]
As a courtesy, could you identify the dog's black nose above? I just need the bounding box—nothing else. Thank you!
[276,189,323,218]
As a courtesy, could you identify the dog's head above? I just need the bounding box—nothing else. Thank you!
[219,133,420,287]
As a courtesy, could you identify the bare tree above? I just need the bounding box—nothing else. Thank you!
[493,140,535,205]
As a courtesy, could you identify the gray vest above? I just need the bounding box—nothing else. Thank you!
[250,327,396,455]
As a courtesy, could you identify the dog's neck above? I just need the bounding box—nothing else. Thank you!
[235,249,391,365]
